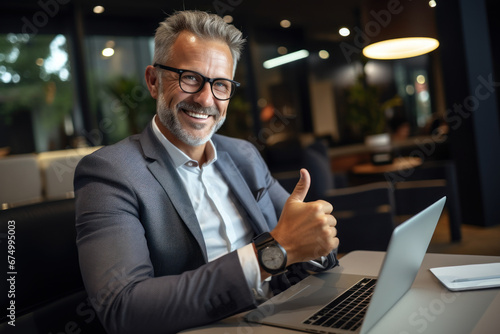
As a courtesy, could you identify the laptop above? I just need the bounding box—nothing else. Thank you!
[245,196,446,334]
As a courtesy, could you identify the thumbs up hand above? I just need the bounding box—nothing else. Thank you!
[270,169,339,267]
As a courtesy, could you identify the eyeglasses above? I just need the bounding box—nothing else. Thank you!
[153,63,240,101]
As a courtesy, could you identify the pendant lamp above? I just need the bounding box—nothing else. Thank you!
[361,0,439,60]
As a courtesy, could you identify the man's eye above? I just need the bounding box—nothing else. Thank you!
[182,73,201,85]
[214,80,230,92]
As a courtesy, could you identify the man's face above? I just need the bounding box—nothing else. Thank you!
[156,31,234,147]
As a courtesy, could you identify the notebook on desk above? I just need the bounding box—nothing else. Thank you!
[245,197,446,334]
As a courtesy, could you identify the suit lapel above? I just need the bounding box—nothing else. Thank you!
[215,151,269,235]
[139,124,208,263]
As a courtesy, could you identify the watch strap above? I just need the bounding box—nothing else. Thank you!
[252,232,274,247]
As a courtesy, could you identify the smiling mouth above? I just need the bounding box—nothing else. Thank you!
[183,109,211,120]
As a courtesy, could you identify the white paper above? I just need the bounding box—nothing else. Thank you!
[430,262,500,291]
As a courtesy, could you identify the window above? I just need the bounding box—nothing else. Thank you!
[0,33,74,153]
[84,35,156,145]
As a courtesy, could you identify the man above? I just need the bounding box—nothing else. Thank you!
[75,10,339,334]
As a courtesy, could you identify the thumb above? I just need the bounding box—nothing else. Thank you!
[288,168,311,202]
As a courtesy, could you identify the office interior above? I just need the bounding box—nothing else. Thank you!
[1,0,500,333]
[1,0,500,236]
[1,0,500,242]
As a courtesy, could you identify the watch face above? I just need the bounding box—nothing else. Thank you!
[262,245,285,270]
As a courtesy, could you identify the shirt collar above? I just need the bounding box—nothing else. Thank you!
[151,115,217,168]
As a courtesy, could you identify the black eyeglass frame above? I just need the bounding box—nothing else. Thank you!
[153,63,240,101]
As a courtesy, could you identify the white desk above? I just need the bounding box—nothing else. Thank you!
[182,251,500,334]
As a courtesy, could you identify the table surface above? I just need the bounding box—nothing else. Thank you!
[182,251,500,334]
[352,157,423,174]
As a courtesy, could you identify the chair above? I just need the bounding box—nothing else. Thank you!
[386,160,461,241]
[267,174,397,254]
[0,199,106,333]
[272,141,396,254]
[38,147,101,200]
[0,154,42,208]
[324,182,396,254]
[272,146,335,202]
[265,135,303,174]
[270,138,342,200]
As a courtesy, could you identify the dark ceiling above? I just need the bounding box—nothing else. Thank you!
[1,0,499,68]
[2,0,500,41]
[0,0,363,43]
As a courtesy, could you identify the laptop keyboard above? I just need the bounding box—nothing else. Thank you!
[303,278,377,331]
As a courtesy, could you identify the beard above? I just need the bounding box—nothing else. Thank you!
[156,91,226,147]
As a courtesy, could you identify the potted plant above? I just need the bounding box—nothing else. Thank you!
[345,73,402,164]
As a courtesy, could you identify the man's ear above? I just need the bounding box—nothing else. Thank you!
[145,65,159,99]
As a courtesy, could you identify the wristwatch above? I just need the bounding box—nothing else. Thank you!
[253,232,287,275]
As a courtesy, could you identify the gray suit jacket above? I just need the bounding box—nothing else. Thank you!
[75,122,338,334]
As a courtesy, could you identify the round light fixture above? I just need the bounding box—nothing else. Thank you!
[363,37,439,60]
[362,0,439,60]
[416,75,426,84]
[102,48,115,57]
[93,6,105,14]
[339,27,350,37]
[280,20,291,28]
[318,50,330,59]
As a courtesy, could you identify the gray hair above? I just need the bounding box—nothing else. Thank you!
[153,10,245,76]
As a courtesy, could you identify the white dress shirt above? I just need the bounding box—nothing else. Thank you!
[152,117,269,299]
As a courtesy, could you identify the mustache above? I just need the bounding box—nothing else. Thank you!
[176,101,220,117]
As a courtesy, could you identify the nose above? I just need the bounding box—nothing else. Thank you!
[192,81,215,107]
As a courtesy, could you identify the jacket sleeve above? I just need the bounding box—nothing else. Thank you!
[269,253,339,295]
[74,152,257,334]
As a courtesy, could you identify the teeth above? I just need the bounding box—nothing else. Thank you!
[185,110,209,119]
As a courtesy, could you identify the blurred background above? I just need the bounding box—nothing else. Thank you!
[0,0,499,234]
[1,3,499,332]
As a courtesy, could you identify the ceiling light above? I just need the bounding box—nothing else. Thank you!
[363,37,439,59]
[280,20,291,28]
[339,27,350,37]
[318,50,330,59]
[263,49,309,69]
[416,75,426,84]
[363,37,439,60]
[362,0,439,60]
[93,6,105,14]
[429,1,437,8]
[102,48,114,57]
